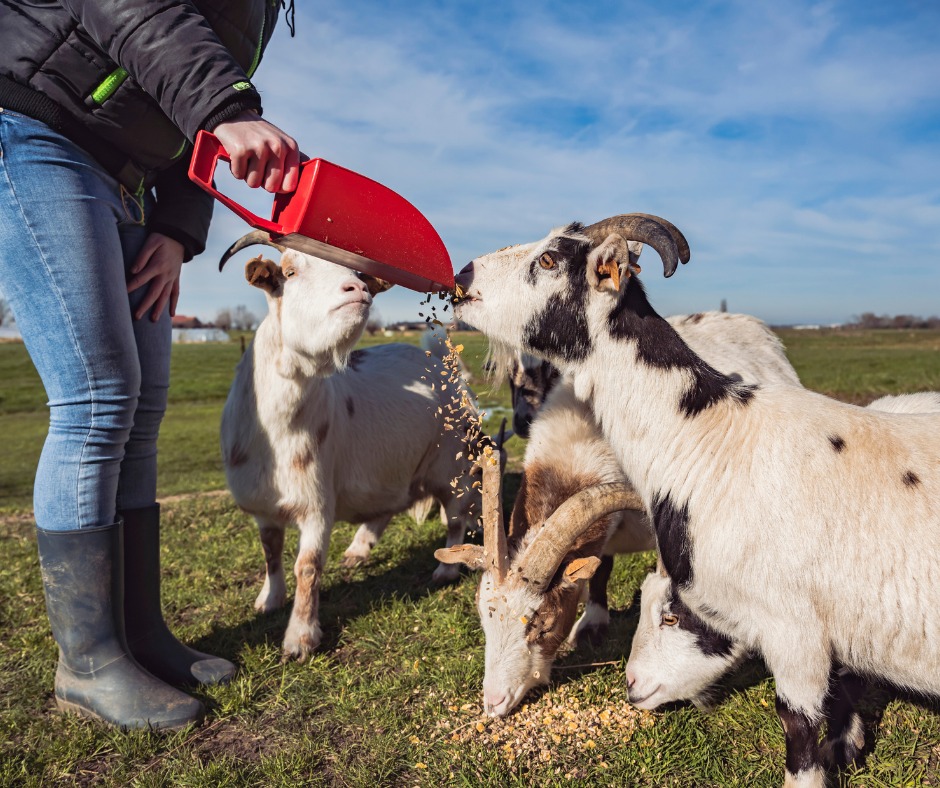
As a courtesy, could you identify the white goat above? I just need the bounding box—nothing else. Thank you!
[627,390,940,713]
[439,311,801,716]
[452,213,940,788]
[219,233,482,660]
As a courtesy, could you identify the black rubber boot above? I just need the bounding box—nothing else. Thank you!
[36,522,205,730]
[121,504,236,687]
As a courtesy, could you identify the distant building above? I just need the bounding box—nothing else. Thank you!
[171,314,205,329]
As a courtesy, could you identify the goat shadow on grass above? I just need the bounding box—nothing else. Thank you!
[186,520,486,659]
[184,474,528,661]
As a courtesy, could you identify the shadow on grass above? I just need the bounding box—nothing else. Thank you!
[186,518,484,660]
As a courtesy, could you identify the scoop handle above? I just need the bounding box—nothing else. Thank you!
[188,130,283,234]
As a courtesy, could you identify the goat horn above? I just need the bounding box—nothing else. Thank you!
[481,451,509,581]
[516,483,645,591]
[629,214,691,266]
[582,214,686,278]
[219,231,286,272]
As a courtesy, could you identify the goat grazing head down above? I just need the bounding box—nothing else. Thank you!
[435,453,640,717]
[220,231,392,374]
[452,214,690,371]
[625,565,745,711]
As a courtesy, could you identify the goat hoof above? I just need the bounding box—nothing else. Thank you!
[340,553,367,569]
[254,592,286,613]
[821,713,866,769]
[281,623,322,661]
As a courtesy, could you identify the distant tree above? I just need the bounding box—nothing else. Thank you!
[365,309,383,336]
[720,298,727,313]
[214,307,233,331]
[230,304,258,331]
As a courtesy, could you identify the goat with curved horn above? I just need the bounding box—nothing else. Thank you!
[583,214,683,278]
[219,231,286,271]
[517,483,645,591]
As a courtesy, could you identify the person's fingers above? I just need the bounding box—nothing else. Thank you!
[229,147,248,181]
[263,153,284,193]
[170,277,180,318]
[150,283,172,322]
[245,154,265,189]
[131,235,159,275]
[281,143,301,193]
[127,263,161,293]
[134,279,162,320]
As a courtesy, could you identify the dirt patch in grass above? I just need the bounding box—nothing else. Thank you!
[192,715,284,763]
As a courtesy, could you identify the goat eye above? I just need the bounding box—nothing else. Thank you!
[661,613,679,626]
[284,268,296,278]
[538,253,555,270]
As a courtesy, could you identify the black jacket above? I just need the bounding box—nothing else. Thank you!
[0,0,281,259]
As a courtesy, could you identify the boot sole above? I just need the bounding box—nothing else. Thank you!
[55,696,200,731]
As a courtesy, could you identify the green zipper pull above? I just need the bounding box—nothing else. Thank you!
[87,67,129,107]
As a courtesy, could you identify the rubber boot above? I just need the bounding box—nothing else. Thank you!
[121,504,236,687]
[36,522,205,730]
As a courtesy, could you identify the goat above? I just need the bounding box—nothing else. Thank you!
[439,311,801,716]
[626,390,940,713]
[219,232,483,660]
[505,310,799,438]
[451,214,940,787]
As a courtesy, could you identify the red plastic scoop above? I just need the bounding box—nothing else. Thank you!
[188,130,454,292]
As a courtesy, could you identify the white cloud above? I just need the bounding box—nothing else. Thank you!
[175,0,939,328]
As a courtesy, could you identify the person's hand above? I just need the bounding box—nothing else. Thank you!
[212,110,300,193]
[127,232,184,322]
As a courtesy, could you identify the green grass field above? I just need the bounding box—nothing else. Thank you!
[1,328,939,786]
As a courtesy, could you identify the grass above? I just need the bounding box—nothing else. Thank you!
[1,327,939,786]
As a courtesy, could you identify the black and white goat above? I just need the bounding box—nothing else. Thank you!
[439,311,801,717]
[219,233,482,660]
[626,390,940,713]
[452,214,940,788]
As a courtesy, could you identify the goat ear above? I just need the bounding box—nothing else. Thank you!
[562,555,602,584]
[361,275,393,296]
[434,544,485,570]
[587,234,641,293]
[245,256,285,294]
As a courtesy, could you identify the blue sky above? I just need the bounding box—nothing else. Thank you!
[182,0,940,327]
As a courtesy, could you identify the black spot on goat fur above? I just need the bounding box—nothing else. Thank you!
[775,696,823,778]
[522,231,595,362]
[346,397,355,417]
[903,470,921,487]
[608,278,756,417]
[684,312,705,324]
[829,435,846,453]
[651,493,693,588]
[667,584,736,658]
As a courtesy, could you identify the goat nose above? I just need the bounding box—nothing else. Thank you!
[625,668,636,689]
[454,263,474,289]
[343,278,367,295]
[484,692,507,715]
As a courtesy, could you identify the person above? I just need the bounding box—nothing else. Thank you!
[0,0,299,730]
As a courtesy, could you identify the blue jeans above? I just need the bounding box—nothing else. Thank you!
[0,109,170,530]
